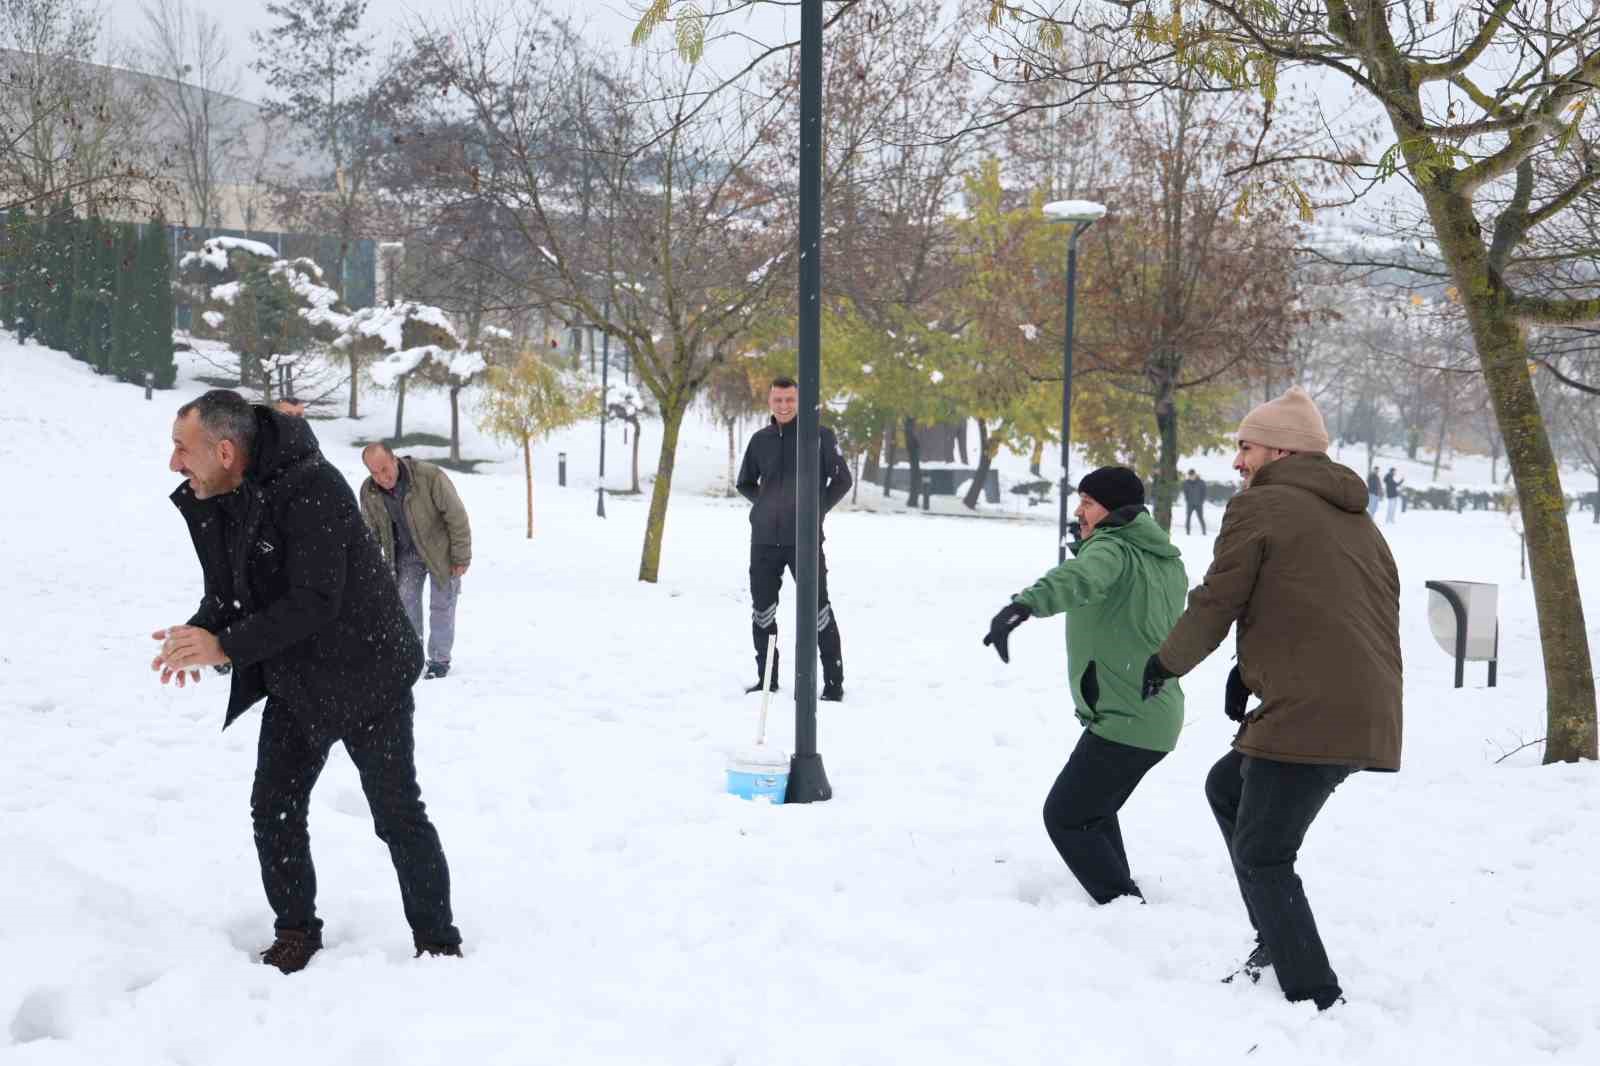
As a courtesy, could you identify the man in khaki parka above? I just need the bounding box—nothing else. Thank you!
[360,444,472,679]
[1141,386,1401,1011]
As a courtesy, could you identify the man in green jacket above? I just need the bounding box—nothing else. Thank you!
[983,467,1187,904]
[360,444,473,679]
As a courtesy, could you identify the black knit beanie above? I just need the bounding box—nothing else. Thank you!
[1076,467,1145,513]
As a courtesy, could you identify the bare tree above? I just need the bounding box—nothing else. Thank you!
[253,0,410,417]
[1548,385,1600,523]
[980,0,1598,764]
[405,3,797,582]
[0,0,162,217]
[1069,85,1307,528]
[136,0,243,232]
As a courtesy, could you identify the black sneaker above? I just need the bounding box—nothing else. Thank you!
[1222,941,1271,984]
[820,681,844,702]
[424,661,450,680]
[260,929,322,974]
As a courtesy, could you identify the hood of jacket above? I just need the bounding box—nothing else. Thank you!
[244,406,321,487]
[1250,452,1368,514]
[1091,506,1181,559]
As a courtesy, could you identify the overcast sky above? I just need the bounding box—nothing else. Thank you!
[101,0,686,101]
[96,0,1404,227]
[100,0,797,102]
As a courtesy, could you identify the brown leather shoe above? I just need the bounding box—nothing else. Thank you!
[260,929,322,974]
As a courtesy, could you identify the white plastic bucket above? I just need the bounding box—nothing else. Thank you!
[726,748,789,804]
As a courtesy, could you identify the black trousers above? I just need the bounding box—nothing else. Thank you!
[1042,729,1166,904]
[1205,749,1352,1008]
[251,698,460,945]
[749,542,843,677]
[1185,502,1206,535]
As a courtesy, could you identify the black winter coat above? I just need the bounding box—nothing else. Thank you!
[1181,477,1208,508]
[736,418,852,546]
[173,407,423,741]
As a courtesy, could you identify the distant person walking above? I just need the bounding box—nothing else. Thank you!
[360,444,472,680]
[736,376,853,700]
[983,467,1187,905]
[1366,468,1382,516]
[1383,467,1404,525]
[1182,470,1209,535]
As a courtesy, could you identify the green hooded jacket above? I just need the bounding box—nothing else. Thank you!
[1014,508,1188,753]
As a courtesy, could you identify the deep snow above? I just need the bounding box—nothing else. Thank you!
[2,340,1598,1065]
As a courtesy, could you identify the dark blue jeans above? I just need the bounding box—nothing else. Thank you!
[251,698,460,946]
[1206,749,1352,1008]
[1043,729,1167,904]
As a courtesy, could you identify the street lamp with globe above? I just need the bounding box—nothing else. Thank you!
[1042,198,1107,563]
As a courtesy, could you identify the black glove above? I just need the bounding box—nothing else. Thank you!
[1141,654,1176,700]
[983,602,1033,663]
[1064,520,1084,555]
[1224,665,1251,722]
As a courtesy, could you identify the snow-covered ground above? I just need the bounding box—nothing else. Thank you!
[2,340,1598,1065]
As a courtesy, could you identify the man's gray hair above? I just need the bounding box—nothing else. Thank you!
[177,390,257,456]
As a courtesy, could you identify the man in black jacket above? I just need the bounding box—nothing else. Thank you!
[735,376,852,700]
[152,390,461,974]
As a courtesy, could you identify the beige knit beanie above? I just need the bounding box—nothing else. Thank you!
[1237,385,1330,453]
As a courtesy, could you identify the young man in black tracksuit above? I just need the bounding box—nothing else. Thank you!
[736,376,852,700]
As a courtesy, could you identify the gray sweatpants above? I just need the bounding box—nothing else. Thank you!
[397,553,460,664]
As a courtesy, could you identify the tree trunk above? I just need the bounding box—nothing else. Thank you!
[1029,439,1043,477]
[638,400,687,583]
[903,415,923,508]
[852,454,861,504]
[725,417,737,497]
[394,375,406,441]
[963,418,998,510]
[883,424,898,498]
[1153,384,1179,532]
[523,435,534,539]
[348,353,361,419]
[1431,387,1452,482]
[862,424,883,485]
[1428,193,1596,762]
[450,386,462,464]
[630,416,642,494]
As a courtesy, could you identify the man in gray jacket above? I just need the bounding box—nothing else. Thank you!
[360,444,472,679]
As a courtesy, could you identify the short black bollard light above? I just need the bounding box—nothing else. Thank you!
[144,370,154,400]
[558,452,567,487]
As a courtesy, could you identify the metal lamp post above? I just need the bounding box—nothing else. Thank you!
[1042,199,1106,564]
[597,301,611,519]
[787,0,831,804]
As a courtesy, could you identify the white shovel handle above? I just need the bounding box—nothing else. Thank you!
[756,633,777,747]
